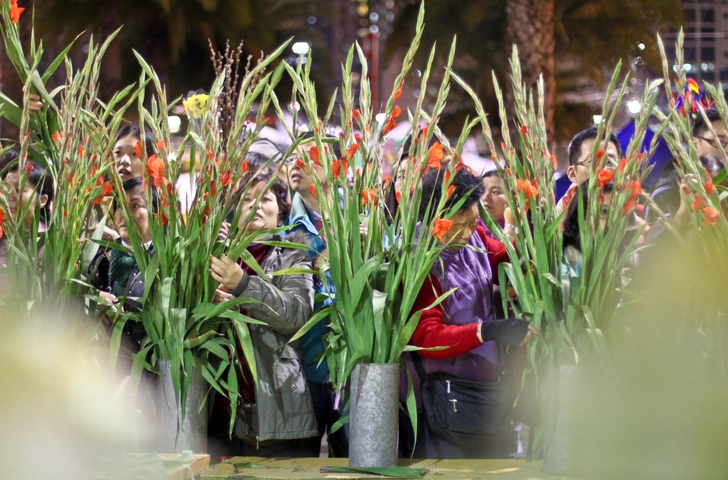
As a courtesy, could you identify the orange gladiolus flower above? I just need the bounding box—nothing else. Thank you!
[427,142,444,170]
[146,155,165,188]
[394,85,403,103]
[703,207,720,226]
[517,178,536,200]
[157,140,167,152]
[384,174,392,186]
[446,185,455,199]
[10,3,25,23]
[52,131,61,143]
[396,191,402,204]
[221,171,233,187]
[619,158,627,173]
[432,218,454,242]
[706,182,716,195]
[383,106,402,135]
[135,141,143,159]
[520,125,528,138]
[93,182,113,205]
[353,109,360,123]
[25,163,33,173]
[549,154,557,169]
[597,149,605,162]
[241,161,249,174]
[691,194,706,211]
[0,208,5,239]
[296,159,307,171]
[308,184,318,199]
[346,141,360,160]
[444,170,451,184]
[597,169,614,189]
[210,179,217,197]
[309,146,321,166]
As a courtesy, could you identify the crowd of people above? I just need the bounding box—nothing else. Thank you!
[0,101,724,461]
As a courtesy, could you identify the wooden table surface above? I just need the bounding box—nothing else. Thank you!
[201,457,575,480]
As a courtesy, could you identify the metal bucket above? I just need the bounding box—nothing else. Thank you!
[348,363,399,467]
[157,359,208,453]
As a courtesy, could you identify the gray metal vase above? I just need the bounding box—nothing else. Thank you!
[542,364,589,475]
[157,359,208,453]
[348,363,399,468]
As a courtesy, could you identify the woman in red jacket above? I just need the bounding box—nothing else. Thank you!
[402,168,538,459]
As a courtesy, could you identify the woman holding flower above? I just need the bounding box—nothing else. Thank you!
[402,168,537,459]
[209,171,319,457]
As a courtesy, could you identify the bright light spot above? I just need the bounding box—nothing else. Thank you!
[638,43,646,50]
[683,63,693,72]
[369,25,380,34]
[288,102,301,112]
[375,113,387,123]
[168,115,181,134]
[627,99,642,115]
[369,12,379,22]
[414,69,422,78]
[593,114,603,125]
[307,16,317,25]
[701,63,709,71]
[292,42,310,56]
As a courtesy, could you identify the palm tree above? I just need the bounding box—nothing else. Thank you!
[386,0,682,143]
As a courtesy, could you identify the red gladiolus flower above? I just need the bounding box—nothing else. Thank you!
[597,149,605,162]
[93,182,113,205]
[25,163,33,173]
[550,154,557,169]
[394,85,403,103]
[691,194,706,211]
[309,146,321,166]
[703,207,720,226]
[706,182,716,195]
[201,206,210,224]
[383,106,402,135]
[342,158,349,176]
[353,109,360,123]
[159,212,168,226]
[447,185,455,199]
[520,125,528,138]
[444,170,451,184]
[0,208,5,239]
[10,3,24,23]
[332,159,342,180]
[241,161,249,174]
[432,218,454,242]
[78,145,85,156]
[96,176,104,187]
[52,131,61,143]
[157,140,167,152]
[346,141,360,160]
[622,199,637,217]
[619,158,627,173]
[597,169,614,189]
[384,174,392,186]
[308,184,318,199]
[135,141,143,159]
[210,179,217,197]
[296,159,307,171]
[221,171,233,187]
[207,149,215,160]
[427,142,444,170]
[396,191,402,204]
[146,155,165,188]
[362,189,378,208]
[628,181,642,199]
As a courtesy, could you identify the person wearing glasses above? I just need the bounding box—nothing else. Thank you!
[692,108,727,158]
[556,127,623,216]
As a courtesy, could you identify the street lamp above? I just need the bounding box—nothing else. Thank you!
[292,42,310,56]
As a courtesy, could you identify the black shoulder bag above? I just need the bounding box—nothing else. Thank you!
[412,344,515,448]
